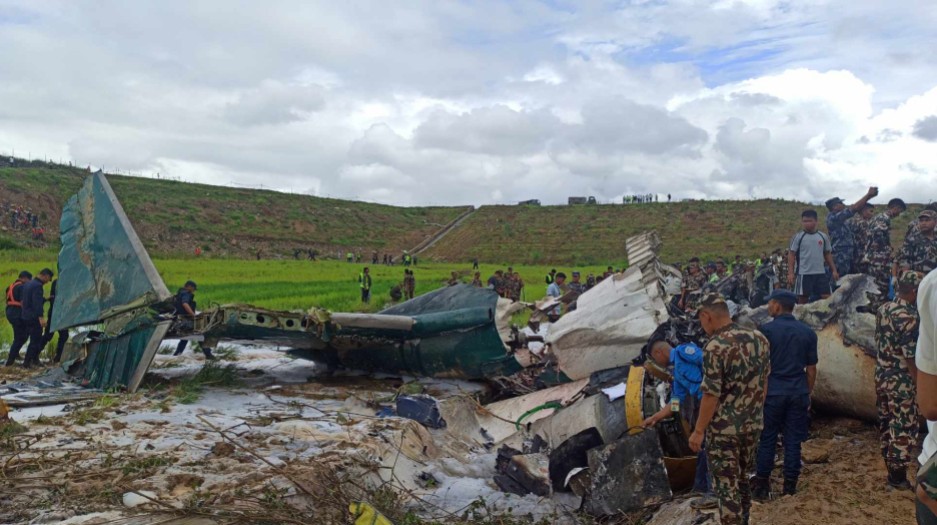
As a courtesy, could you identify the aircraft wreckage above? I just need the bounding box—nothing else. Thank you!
[9,171,885,516]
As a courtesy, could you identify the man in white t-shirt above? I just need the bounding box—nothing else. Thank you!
[916,269,937,523]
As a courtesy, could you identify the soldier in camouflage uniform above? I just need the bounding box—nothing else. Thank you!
[849,203,875,273]
[680,258,708,311]
[825,188,878,277]
[895,210,937,276]
[905,203,937,242]
[861,198,907,305]
[689,293,770,525]
[875,270,923,490]
[773,249,790,290]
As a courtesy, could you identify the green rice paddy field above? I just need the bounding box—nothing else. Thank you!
[0,248,618,351]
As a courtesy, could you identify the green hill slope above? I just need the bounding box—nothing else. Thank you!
[421,200,922,265]
[0,161,923,265]
[0,162,471,258]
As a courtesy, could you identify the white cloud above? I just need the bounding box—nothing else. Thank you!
[0,0,935,205]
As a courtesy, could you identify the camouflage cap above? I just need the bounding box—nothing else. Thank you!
[899,270,924,287]
[919,209,937,220]
[693,291,727,315]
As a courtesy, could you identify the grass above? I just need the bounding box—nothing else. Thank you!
[172,361,242,404]
[423,200,926,264]
[0,161,471,259]
[0,258,610,348]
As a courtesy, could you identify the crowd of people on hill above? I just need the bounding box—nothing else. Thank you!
[2,202,46,241]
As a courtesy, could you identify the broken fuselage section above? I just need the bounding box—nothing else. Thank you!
[53,173,531,391]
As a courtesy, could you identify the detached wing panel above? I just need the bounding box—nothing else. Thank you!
[52,173,171,331]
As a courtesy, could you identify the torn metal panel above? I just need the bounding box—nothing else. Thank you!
[548,267,669,380]
[81,319,171,391]
[584,430,673,516]
[52,172,171,331]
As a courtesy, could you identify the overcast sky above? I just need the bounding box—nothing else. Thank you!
[1,1,935,206]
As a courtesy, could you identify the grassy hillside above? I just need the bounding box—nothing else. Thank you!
[0,162,471,258]
[422,200,924,265]
[0,160,924,265]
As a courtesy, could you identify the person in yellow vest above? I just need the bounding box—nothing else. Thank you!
[359,267,372,303]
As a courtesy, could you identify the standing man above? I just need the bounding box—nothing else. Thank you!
[788,210,838,304]
[862,198,907,303]
[472,257,479,270]
[567,271,584,294]
[643,340,716,509]
[914,268,937,523]
[689,293,770,525]
[403,269,416,300]
[825,187,879,277]
[896,210,937,276]
[545,269,556,291]
[359,267,372,303]
[41,279,70,363]
[4,271,32,366]
[752,290,817,499]
[470,271,483,288]
[20,268,54,368]
[905,203,937,242]
[850,203,876,273]
[546,272,566,320]
[172,281,215,360]
[875,270,924,489]
[679,258,707,311]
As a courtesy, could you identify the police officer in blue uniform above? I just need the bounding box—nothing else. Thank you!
[752,289,818,499]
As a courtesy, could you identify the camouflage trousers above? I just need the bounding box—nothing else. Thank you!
[833,248,855,277]
[876,381,920,471]
[706,432,758,525]
[866,261,891,307]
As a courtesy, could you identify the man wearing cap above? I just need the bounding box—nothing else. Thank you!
[850,203,876,273]
[4,270,33,366]
[679,258,707,311]
[21,268,54,368]
[689,292,770,525]
[643,339,717,509]
[825,188,879,277]
[172,280,215,360]
[896,210,937,277]
[751,289,817,500]
[875,270,924,489]
[906,204,937,242]
[862,198,908,304]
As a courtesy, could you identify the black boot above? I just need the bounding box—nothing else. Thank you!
[887,466,911,490]
[751,475,770,501]
[782,477,798,496]
[202,348,216,361]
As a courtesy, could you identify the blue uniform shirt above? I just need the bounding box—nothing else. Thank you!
[20,278,45,322]
[670,343,704,403]
[826,208,856,251]
[758,313,818,396]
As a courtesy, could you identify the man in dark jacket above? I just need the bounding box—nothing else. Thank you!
[20,268,53,368]
[172,280,215,360]
[752,289,818,499]
[41,279,70,363]
[4,270,32,366]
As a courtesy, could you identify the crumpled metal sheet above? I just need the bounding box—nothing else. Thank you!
[81,317,171,391]
[51,172,171,331]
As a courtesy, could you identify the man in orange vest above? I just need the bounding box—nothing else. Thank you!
[4,271,33,366]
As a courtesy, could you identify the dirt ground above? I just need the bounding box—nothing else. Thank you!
[0,350,922,525]
[749,416,918,525]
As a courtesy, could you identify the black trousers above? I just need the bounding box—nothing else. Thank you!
[42,327,69,363]
[4,316,29,365]
[22,319,44,366]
